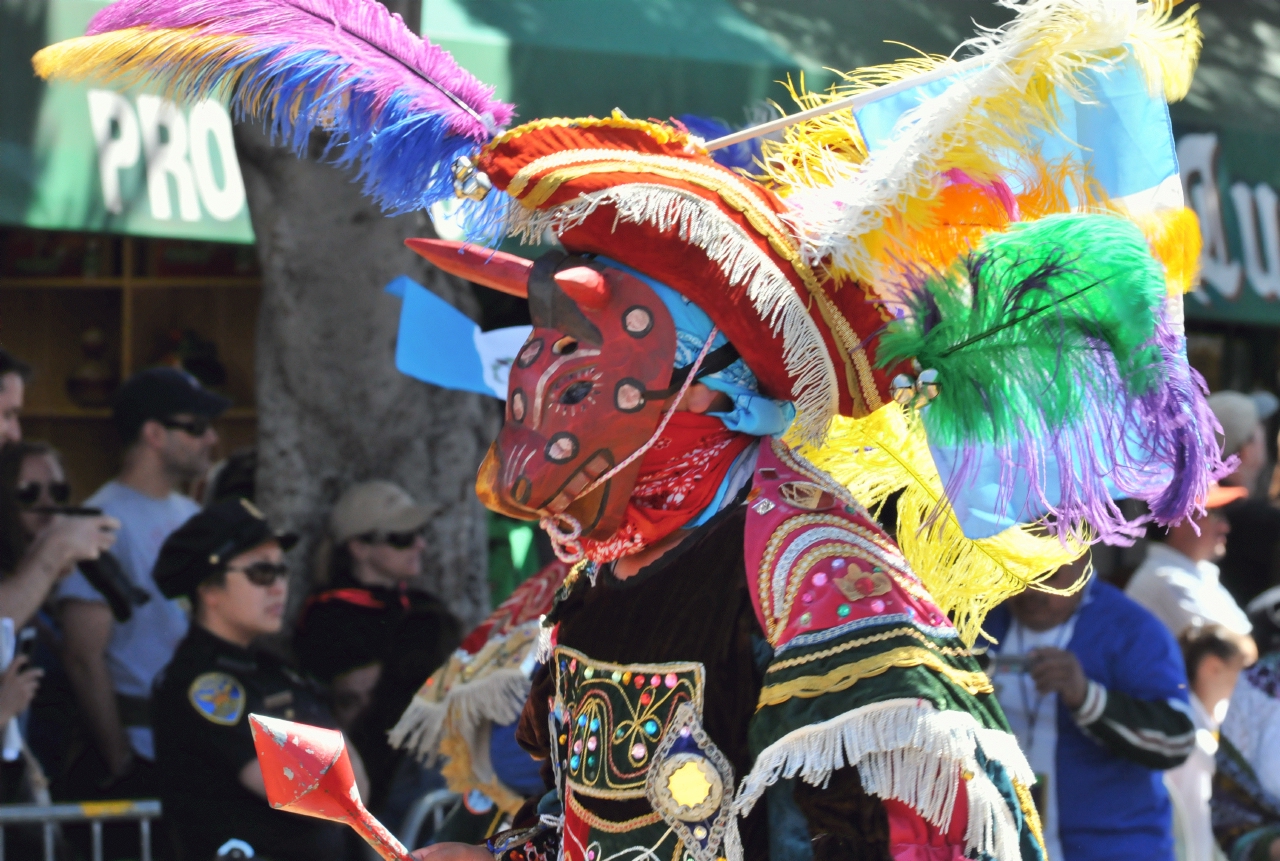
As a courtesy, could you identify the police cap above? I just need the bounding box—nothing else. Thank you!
[155,498,297,599]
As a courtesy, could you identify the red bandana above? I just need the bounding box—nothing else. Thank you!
[580,412,754,564]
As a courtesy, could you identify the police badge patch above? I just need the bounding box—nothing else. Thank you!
[189,672,246,726]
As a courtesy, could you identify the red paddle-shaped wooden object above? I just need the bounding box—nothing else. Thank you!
[249,714,412,861]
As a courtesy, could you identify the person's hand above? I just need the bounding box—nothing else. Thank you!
[411,843,494,861]
[41,514,119,573]
[0,656,42,723]
[1027,647,1089,711]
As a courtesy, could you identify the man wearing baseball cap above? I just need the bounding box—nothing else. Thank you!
[1209,390,1280,606]
[294,480,460,819]
[56,367,230,827]
[1127,483,1258,665]
[151,498,363,861]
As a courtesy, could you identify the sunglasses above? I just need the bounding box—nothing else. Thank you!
[227,561,289,586]
[159,416,213,437]
[356,529,424,549]
[17,481,71,507]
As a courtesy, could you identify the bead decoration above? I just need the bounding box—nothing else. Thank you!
[837,604,851,618]
[812,572,828,586]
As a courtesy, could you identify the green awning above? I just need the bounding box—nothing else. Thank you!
[423,0,826,125]
[1,1,256,242]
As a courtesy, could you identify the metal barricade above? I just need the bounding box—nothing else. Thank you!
[0,799,161,861]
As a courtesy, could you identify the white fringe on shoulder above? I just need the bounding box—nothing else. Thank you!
[505,182,839,440]
[387,668,531,764]
[735,698,1032,861]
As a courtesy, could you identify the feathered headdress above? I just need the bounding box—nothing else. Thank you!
[34,0,1227,640]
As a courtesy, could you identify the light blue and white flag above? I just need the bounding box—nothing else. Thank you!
[853,53,1182,213]
[385,275,530,400]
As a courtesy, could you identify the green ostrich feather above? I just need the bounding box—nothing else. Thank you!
[877,213,1168,446]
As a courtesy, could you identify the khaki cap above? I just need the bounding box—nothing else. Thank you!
[330,480,436,543]
[1208,391,1260,457]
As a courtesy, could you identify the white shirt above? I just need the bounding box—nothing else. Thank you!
[1166,694,1221,861]
[991,617,1078,861]
[1126,543,1252,639]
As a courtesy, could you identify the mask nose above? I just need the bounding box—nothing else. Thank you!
[476,442,539,521]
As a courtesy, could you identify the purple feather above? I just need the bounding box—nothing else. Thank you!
[929,309,1234,546]
[83,0,514,215]
[88,0,510,140]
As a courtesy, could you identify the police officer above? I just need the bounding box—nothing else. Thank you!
[152,498,367,861]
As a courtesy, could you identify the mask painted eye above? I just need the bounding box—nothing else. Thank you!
[552,336,578,356]
[559,381,593,405]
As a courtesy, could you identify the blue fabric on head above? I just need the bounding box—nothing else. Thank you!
[593,257,795,437]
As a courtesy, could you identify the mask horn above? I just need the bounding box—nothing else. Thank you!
[554,267,610,310]
[404,238,530,298]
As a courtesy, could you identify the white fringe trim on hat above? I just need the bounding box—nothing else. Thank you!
[735,698,1033,861]
[506,183,839,440]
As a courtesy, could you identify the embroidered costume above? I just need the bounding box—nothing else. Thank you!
[37,2,1223,860]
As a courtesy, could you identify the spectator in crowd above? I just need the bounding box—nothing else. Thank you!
[1127,482,1258,664]
[56,368,227,811]
[1212,590,1280,861]
[1168,626,1248,861]
[1210,391,1280,606]
[295,480,460,817]
[0,348,31,445]
[152,498,362,861]
[0,442,118,795]
[984,554,1195,861]
[0,442,117,628]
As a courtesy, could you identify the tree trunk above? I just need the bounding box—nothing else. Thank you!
[234,119,497,630]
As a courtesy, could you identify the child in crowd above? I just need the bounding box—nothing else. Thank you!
[1169,626,1247,861]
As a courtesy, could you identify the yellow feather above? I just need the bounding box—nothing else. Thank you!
[34,27,256,101]
[1130,1,1203,102]
[792,404,1086,646]
[759,1,1202,288]
[1135,206,1203,295]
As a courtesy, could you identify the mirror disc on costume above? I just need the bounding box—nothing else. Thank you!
[623,305,654,338]
[546,433,579,463]
[615,379,645,412]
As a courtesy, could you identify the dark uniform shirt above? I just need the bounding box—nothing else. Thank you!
[153,625,346,861]
[294,577,461,807]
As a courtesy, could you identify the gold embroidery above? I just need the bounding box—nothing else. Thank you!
[766,626,972,673]
[1012,777,1047,856]
[835,570,893,602]
[756,646,993,708]
[486,115,685,152]
[567,790,664,833]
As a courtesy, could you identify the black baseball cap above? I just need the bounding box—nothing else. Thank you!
[113,367,231,442]
[154,498,297,600]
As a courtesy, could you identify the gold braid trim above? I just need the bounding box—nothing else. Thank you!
[567,790,664,833]
[486,114,687,151]
[1011,777,1047,856]
[766,626,972,673]
[757,646,993,709]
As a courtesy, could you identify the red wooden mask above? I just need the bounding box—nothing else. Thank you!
[407,240,677,539]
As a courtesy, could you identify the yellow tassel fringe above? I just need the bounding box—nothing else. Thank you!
[793,404,1086,646]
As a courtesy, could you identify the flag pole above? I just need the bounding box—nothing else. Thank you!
[703,54,988,152]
